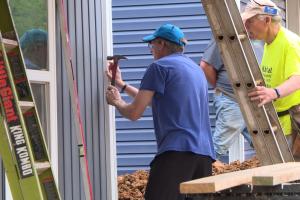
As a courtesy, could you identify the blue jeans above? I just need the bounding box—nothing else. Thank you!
[213,92,252,159]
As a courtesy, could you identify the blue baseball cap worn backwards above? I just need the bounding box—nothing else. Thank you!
[142,24,187,46]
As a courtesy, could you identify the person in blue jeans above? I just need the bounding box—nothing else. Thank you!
[200,37,263,161]
[106,24,215,200]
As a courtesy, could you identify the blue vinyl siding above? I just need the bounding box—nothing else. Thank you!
[113,0,286,175]
[0,0,288,199]
[112,0,213,175]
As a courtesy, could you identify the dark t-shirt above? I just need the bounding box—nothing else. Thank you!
[140,53,215,160]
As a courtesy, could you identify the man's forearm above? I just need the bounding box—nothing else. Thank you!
[116,81,139,98]
[114,99,140,121]
[123,84,139,98]
[200,61,217,87]
[276,75,300,98]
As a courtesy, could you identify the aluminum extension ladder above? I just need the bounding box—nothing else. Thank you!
[201,0,294,165]
[0,0,61,199]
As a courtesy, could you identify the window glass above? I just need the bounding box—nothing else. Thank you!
[9,0,48,70]
[31,83,49,144]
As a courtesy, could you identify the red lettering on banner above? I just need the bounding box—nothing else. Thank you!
[0,58,18,122]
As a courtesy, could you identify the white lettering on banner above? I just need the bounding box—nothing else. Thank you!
[11,125,33,177]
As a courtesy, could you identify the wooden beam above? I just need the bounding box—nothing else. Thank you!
[180,169,252,194]
[252,165,300,186]
[180,162,300,194]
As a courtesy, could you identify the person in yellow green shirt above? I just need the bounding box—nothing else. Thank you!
[242,0,300,157]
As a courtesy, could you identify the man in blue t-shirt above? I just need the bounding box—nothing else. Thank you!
[200,37,263,162]
[106,24,215,200]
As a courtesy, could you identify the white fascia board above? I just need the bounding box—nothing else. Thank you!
[286,0,300,34]
[101,0,118,199]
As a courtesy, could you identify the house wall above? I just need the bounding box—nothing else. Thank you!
[287,0,300,34]
[113,0,286,175]
[56,0,115,200]
[112,0,214,175]
[0,0,290,199]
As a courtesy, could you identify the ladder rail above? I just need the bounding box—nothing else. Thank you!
[223,0,285,163]
[0,33,46,199]
[0,115,24,200]
[0,0,62,198]
[202,0,274,164]
[224,0,292,162]
[224,0,292,163]
[201,0,294,165]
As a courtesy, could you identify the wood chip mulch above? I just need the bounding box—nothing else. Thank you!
[118,156,260,200]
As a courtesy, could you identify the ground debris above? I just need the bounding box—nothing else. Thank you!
[212,156,260,175]
[118,170,148,200]
[118,156,260,200]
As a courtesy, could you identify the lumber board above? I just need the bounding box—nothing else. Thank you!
[253,164,300,186]
[180,162,300,194]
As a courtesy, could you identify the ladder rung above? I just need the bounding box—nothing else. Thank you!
[272,126,278,132]
[238,34,247,40]
[34,161,51,175]
[19,101,34,113]
[255,79,263,86]
[202,0,294,165]
[2,38,18,52]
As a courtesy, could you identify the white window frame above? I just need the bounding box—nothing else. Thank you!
[102,0,118,199]
[26,0,58,181]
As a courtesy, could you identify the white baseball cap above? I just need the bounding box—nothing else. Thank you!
[241,0,280,22]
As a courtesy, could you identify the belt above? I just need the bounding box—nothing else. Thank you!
[277,109,290,117]
[277,104,300,117]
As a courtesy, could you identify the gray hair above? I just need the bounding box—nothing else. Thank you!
[257,14,282,24]
[163,39,185,53]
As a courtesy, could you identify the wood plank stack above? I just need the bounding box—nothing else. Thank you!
[180,162,300,194]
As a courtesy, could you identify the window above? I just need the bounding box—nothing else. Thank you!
[9,0,57,159]
[31,83,50,142]
[5,1,57,199]
[10,0,50,136]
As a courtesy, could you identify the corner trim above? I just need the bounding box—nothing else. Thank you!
[286,0,300,34]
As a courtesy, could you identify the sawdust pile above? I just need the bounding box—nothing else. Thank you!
[118,156,260,200]
[213,156,260,175]
[118,170,148,200]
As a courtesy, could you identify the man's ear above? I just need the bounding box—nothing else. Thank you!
[265,16,271,24]
[156,39,164,50]
[157,39,164,46]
